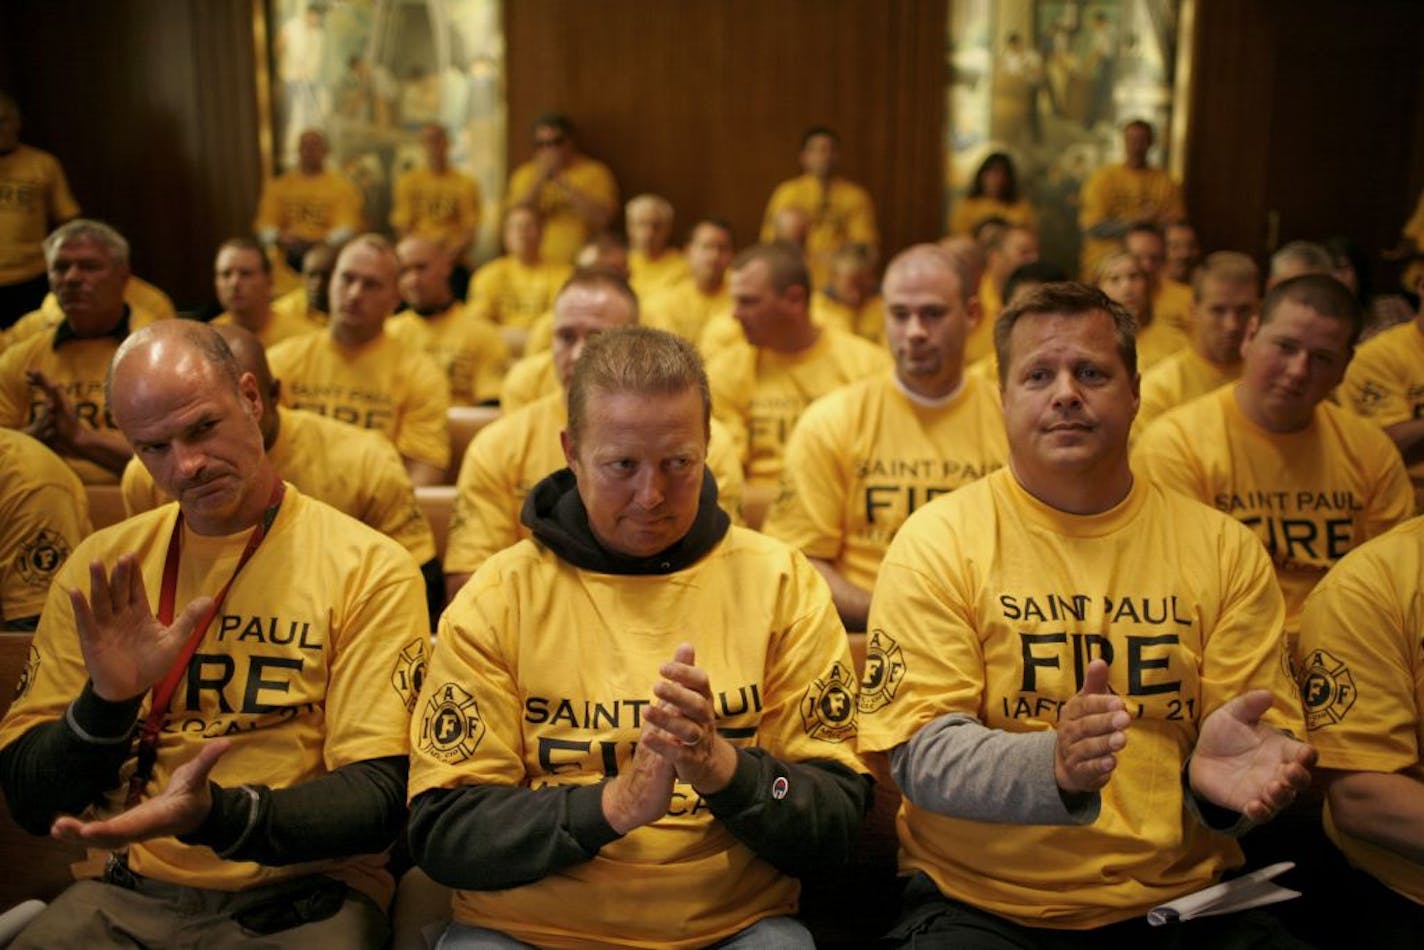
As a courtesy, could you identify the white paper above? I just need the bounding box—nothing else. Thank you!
[1147,861,1299,926]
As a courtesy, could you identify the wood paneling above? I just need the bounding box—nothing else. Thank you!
[504,0,946,263]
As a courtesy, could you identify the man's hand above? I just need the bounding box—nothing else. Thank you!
[1190,690,1316,821]
[600,733,675,835]
[51,740,230,848]
[642,643,739,795]
[71,554,215,702]
[25,370,79,453]
[1054,659,1130,794]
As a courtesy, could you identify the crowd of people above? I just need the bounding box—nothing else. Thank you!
[1,89,1422,948]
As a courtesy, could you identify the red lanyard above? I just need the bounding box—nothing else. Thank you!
[124,479,285,807]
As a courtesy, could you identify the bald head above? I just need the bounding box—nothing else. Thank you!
[108,321,240,417]
[885,244,972,304]
[396,235,455,311]
[331,234,402,345]
[212,324,281,447]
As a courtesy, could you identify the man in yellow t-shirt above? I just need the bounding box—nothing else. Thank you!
[813,241,884,343]
[1296,518,1424,943]
[468,204,571,356]
[410,326,868,949]
[969,223,1039,364]
[1165,219,1201,286]
[0,92,81,325]
[1125,222,1193,336]
[1342,284,1424,510]
[267,234,450,486]
[643,217,734,345]
[271,243,335,327]
[444,268,742,600]
[764,245,1006,632]
[504,113,617,266]
[861,282,1313,943]
[626,193,688,301]
[760,126,878,290]
[389,123,481,271]
[1136,275,1415,646]
[709,243,889,489]
[253,129,363,275]
[0,321,427,947]
[0,219,140,483]
[210,238,322,349]
[0,428,89,630]
[1134,251,1259,436]
[1078,120,1185,279]
[121,324,438,617]
[389,236,507,406]
[1267,240,1333,290]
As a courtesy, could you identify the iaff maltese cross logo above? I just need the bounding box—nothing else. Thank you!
[420,682,487,763]
[390,638,428,712]
[858,629,906,713]
[1298,648,1357,729]
[16,529,69,589]
[800,661,857,743]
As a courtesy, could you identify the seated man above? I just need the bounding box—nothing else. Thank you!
[709,242,889,489]
[1296,517,1424,946]
[1342,272,1424,510]
[468,205,571,356]
[1267,240,1333,289]
[1134,250,1259,435]
[0,428,89,629]
[1077,119,1184,278]
[1125,221,1194,335]
[1096,249,1188,369]
[1136,274,1414,647]
[271,242,336,327]
[389,123,481,283]
[1164,219,1201,286]
[505,113,617,266]
[267,234,450,485]
[211,237,324,348]
[859,283,1314,944]
[388,235,508,406]
[969,222,1039,363]
[121,324,441,624]
[764,244,1006,632]
[643,217,735,346]
[409,326,869,948]
[760,125,878,289]
[443,269,742,600]
[0,320,428,948]
[813,241,884,343]
[254,129,362,276]
[0,219,139,483]
[625,193,688,301]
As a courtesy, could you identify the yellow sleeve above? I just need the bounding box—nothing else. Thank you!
[706,418,745,527]
[323,538,430,765]
[389,172,414,232]
[120,456,169,516]
[1361,435,1417,540]
[707,352,751,470]
[0,342,36,427]
[0,463,89,626]
[1343,343,1412,428]
[1078,167,1111,231]
[762,394,850,562]
[759,181,793,243]
[409,563,528,795]
[844,184,878,247]
[1296,530,1418,771]
[445,422,523,575]
[498,354,553,412]
[1132,411,1212,502]
[948,200,973,237]
[524,311,554,355]
[47,155,81,221]
[355,437,438,564]
[395,351,452,469]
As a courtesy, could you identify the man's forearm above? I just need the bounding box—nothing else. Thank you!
[71,427,134,476]
[890,713,1098,825]
[1327,770,1424,865]
[180,756,409,865]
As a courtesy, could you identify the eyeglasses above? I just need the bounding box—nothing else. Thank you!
[534,135,566,149]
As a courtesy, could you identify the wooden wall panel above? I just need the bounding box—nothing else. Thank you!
[504,0,946,264]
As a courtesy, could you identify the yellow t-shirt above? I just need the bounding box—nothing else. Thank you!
[628,248,689,302]
[1152,278,1194,336]
[0,429,90,625]
[764,372,1007,593]
[759,175,878,288]
[410,526,862,948]
[0,324,124,484]
[444,391,745,576]
[708,328,891,487]
[697,313,746,362]
[212,307,322,351]
[1134,385,1416,644]
[1078,164,1185,278]
[812,292,885,344]
[1136,312,1191,371]
[948,196,1035,238]
[253,169,364,244]
[505,156,618,266]
[270,287,328,327]
[0,486,428,905]
[642,279,730,346]
[497,350,558,412]
[965,274,1002,366]
[386,303,509,406]
[0,144,81,285]
[1134,347,1240,438]
[389,167,482,251]
[120,406,435,564]
[1342,319,1424,510]
[467,256,570,331]
[1296,516,1424,906]
[267,331,451,470]
[859,469,1303,928]
[1401,188,1424,293]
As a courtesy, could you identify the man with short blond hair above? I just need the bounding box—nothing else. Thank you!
[625,192,688,300]
[211,237,321,348]
[643,217,734,345]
